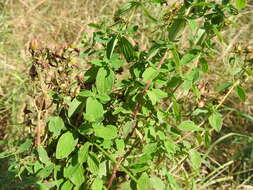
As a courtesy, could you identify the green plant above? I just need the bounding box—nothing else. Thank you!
[1,0,253,189]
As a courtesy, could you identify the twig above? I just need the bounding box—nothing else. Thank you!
[106,51,168,189]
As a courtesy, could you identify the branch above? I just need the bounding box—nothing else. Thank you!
[106,51,168,189]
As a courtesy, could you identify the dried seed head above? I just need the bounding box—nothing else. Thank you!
[29,39,39,52]
[29,64,38,79]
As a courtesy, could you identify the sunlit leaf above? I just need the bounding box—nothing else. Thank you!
[78,142,91,163]
[94,124,118,140]
[150,176,165,190]
[91,178,104,190]
[48,116,66,138]
[87,152,100,174]
[189,149,202,171]
[56,132,78,159]
[178,120,201,131]
[96,67,115,94]
[64,163,85,186]
[142,67,159,82]
[180,53,197,65]
[83,97,104,122]
[236,0,246,9]
[37,146,51,165]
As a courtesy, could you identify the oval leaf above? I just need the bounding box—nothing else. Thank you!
[236,85,246,101]
[208,112,223,132]
[142,67,159,82]
[83,97,104,123]
[96,67,115,95]
[178,120,200,131]
[56,132,78,159]
[48,116,66,138]
[94,125,118,140]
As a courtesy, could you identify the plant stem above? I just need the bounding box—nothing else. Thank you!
[106,51,168,189]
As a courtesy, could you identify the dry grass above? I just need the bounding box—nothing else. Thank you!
[0,0,253,189]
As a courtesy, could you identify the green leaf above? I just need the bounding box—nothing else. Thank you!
[78,90,93,98]
[187,19,198,33]
[167,174,180,190]
[94,124,118,140]
[91,59,103,66]
[37,146,51,165]
[142,67,159,82]
[208,112,223,132]
[140,5,158,22]
[115,1,140,16]
[150,176,165,190]
[217,82,233,92]
[180,53,197,65]
[68,98,82,118]
[147,89,167,105]
[0,152,12,159]
[91,178,104,190]
[78,142,91,163]
[87,152,100,174]
[119,181,132,190]
[236,0,246,9]
[194,28,206,45]
[106,35,118,59]
[96,67,115,95]
[84,66,99,83]
[95,94,111,104]
[236,85,246,101]
[143,143,157,155]
[164,139,177,154]
[64,163,85,186]
[147,90,157,105]
[18,139,32,153]
[119,36,135,62]
[212,26,224,42]
[189,149,202,171]
[200,58,209,72]
[137,173,151,190]
[83,97,104,122]
[178,120,200,131]
[167,77,182,88]
[108,55,124,69]
[115,139,125,154]
[168,18,186,41]
[61,180,74,190]
[192,108,209,116]
[153,89,167,99]
[56,132,78,159]
[48,116,66,138]
[36,164,54,179]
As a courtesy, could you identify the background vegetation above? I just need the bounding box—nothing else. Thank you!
[0,0,253,189]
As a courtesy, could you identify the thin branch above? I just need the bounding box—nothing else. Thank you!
[106,51,168,189]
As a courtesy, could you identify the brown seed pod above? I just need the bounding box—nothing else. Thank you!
[29,64,38,79]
